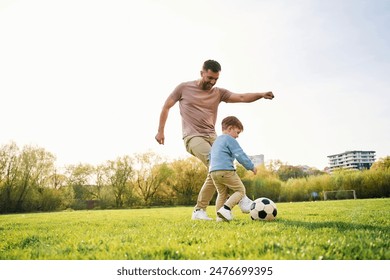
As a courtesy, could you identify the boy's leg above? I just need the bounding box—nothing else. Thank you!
[211,171,232,221]
[220,171,246,210]
[210,171,229,212]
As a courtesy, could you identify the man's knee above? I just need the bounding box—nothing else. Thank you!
[185,137,211,166]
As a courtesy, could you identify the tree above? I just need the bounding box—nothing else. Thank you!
[148,162,175,205]
[133,151,168,206]
[266,159,285,173]
[277,165,306,181]
[93,164,110,205]
[65,163,95,199]
[47,169,67,190]
[0,142,56,212]
[169,157,207,205]
[102,155,135,208]
[18,145,56,211]
[0,142,20,213]
[371,156,390,171]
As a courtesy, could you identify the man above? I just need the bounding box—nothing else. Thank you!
[155,60,274,220]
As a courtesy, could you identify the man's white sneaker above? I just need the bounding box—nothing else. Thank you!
[239,196,253,213]
[192,209,213,220]
[217,207,233,221]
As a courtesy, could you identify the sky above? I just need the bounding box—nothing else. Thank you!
[0,0,389,170]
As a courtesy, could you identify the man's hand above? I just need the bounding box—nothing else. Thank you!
[155,132,165,145]
[263,91,274,100]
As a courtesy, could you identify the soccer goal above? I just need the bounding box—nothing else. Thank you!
[323,189,357,200]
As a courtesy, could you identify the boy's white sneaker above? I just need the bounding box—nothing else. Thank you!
[216,217,224,222]
[192,209,213,220]
[217,207,233,221]
[238,196,253,213]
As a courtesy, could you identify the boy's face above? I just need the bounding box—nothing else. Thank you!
[227,126,241,139]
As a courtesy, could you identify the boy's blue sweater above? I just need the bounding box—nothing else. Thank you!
[209,134,254,172]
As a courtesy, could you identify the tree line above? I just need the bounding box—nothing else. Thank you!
[1,142,389,213]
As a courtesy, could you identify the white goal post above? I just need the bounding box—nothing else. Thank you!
[323,189,357,200]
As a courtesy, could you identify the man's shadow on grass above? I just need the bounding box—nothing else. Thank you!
[275,218,389,232]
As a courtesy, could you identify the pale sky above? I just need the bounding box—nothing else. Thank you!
[1,0,389,170]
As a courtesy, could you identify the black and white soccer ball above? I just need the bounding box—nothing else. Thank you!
[249,197,277,221]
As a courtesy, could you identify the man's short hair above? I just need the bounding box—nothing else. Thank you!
[203,60,221,72]
[221,116,244,131]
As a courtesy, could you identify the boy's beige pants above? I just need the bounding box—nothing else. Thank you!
[210,170,245,211]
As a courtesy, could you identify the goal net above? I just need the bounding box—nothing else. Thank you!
[323,189,357,200]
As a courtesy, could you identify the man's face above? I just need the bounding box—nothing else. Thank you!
[200,69,219,90]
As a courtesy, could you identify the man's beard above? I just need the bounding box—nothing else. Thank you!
[202,82,214,90]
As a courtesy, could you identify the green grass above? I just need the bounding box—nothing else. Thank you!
[0,198,389,260]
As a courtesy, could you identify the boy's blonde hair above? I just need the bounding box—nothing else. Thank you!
[221,116,244,131]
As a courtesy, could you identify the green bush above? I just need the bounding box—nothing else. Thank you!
[277,168,390,202]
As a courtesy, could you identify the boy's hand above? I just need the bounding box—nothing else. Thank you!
[253,167,257,175]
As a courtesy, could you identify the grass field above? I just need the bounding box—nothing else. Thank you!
[0,198,389,260]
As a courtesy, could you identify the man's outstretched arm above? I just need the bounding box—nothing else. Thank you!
[227,91,274,103]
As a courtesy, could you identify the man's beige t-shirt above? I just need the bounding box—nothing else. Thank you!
[169,80,233,139]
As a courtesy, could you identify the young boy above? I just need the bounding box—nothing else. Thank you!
[209,116,257,221]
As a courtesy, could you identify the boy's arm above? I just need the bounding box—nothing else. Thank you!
[229,138,255,172]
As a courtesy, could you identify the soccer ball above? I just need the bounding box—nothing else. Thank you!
[249,197,277,221]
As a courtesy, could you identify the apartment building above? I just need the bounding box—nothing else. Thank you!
[248,154,264,167]
[328,150,376,172]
